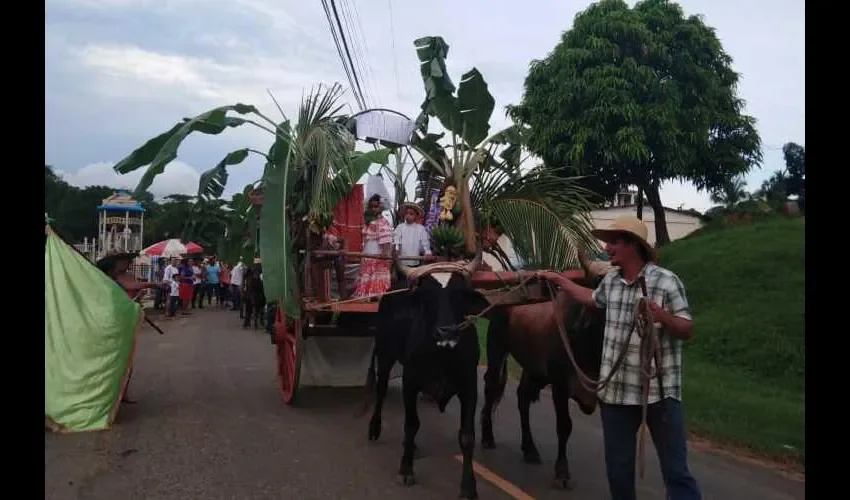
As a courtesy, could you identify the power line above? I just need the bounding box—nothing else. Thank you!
[387,0,401,103]
[320,0,365,110]
[328,0,368,111]
[341,0,379,107]
[337,0,373,108]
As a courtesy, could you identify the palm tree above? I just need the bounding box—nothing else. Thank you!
[111,83,392,318]
[710,176,749,208]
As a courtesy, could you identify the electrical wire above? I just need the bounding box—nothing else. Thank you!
[328,0,368,110]
[341,0,380,107]
[320,0,365,110]
[387,0,401,103]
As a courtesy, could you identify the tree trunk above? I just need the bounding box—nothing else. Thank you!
[457,177,477,255]
[644,183,670,247]
[636,187,644,220]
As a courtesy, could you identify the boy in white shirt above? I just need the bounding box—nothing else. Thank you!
[393,203,432,284]
[163,258,179,284]
[167,275,180,318]
[160,257,179,316]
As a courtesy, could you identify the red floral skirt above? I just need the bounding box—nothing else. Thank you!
[354,258,391,297]
[179,283,193,302]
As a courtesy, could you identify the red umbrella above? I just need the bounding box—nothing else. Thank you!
[140,239,204,257]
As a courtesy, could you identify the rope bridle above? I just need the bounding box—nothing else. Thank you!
[548,276,665,481]
[314,260,666,481]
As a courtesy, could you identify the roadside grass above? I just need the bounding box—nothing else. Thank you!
[475,216,805,466]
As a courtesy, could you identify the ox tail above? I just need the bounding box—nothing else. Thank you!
[356,345,378,418]
[490,356,509,414]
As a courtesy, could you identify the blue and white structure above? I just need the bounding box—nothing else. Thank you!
[96,190,146,259]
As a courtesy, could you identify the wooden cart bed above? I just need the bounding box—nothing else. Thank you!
[302,301,380,313]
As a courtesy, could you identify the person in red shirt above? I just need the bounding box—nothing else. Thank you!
[220,261,232,308]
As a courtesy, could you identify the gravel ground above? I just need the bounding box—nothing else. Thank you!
[45,308,805,500]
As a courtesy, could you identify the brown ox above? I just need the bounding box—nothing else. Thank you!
[479,254,611,490]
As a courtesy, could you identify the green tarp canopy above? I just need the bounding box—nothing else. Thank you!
[45,225,143,432]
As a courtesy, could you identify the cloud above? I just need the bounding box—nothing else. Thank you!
[56,161,202,199]
[46,0,804,216]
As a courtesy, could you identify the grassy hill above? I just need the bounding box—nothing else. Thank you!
[478,216,805,465]
[663,216,804,465]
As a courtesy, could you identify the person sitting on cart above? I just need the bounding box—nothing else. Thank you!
[353,194,393,299]
[311,226,349,302]
[393,202,432,287]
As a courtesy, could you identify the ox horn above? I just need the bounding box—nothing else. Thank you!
[463,244,483,276]
[578,247,595,277]
[578,247,613,279]
[393,248,414,279]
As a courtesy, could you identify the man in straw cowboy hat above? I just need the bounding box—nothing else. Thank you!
[541,216,701,500]
[392,201,432,286]
[96,250,163,404]
[96,250,161,303]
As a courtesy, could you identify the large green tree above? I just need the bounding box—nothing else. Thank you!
[508,0,763,245]
[45,165,114,242]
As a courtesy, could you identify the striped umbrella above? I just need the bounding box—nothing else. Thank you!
[140,239,204,258]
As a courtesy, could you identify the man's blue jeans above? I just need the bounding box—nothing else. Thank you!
[600,398,701,500]
[230,284,241,310]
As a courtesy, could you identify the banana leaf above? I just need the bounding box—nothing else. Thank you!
[198,148,251,200]
[112,104,258,197]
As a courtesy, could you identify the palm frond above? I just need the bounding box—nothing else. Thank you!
[490,199,599,271]
[472,165,600,270]
[292,83,354,216]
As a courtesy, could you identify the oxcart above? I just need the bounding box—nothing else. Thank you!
[251,189,585,406]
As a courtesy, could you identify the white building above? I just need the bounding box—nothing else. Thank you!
[483,188,706,270]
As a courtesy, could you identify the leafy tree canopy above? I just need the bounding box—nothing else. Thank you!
[508,0,763,245]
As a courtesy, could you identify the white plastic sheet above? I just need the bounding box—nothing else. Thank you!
[364,174,392,210]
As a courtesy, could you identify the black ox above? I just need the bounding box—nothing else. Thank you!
[480,254,610,490]
[364,250,489,499]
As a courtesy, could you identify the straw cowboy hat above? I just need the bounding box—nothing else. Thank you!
[400,202,424,217]
[591,215,657,263]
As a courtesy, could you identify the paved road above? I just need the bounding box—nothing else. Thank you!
[46,308,804,500]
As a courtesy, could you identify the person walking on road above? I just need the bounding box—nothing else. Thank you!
[204,256,222,307]
[96,250,162,404]
[540,216,702,500]
[230,260,245,312]
[191,258,203,309]
[220,261,231,308]
[177,258,194,315]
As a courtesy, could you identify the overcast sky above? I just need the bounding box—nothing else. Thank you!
[46,0,804,213]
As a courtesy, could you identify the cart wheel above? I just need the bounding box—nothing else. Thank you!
[274,307,302,406]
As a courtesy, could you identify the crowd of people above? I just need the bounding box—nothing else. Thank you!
[151,256,249,318]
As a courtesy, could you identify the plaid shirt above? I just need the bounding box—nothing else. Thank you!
[591,262,692,405]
